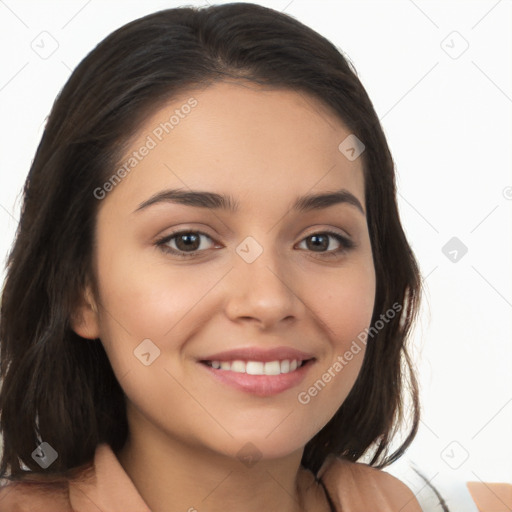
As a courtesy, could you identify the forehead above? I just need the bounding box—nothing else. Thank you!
[100,80,365,214]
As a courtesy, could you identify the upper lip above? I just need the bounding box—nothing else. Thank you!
[199,346,316,363]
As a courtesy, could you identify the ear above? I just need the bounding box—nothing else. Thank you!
[70,284,101,340]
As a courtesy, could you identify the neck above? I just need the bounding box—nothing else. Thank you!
[115,405,329,512]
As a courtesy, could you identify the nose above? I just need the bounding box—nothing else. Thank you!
[223,239,303,330]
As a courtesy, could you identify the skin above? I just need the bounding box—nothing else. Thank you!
[72,80,376,511]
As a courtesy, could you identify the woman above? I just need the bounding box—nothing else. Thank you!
[0,3,424,510]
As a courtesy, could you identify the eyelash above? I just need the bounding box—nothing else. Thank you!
[155,229,355,259]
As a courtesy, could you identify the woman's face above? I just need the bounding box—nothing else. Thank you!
[77,80,376,460]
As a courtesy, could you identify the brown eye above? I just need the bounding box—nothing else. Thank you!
[156,230,216,257]
[298,231,354,258]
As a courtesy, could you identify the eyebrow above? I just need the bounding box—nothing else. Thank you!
[133,188,365,215]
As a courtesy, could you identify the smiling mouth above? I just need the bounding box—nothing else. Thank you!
[200,358,314,375]
[198,357,315,396]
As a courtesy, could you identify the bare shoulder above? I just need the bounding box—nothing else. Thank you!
[319,455,423,512]
[361,463,423,511]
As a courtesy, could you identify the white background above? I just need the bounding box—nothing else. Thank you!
[0,0,511,492]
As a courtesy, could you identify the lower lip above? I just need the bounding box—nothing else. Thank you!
[198,360,315,397]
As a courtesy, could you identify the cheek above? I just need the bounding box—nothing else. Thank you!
[296,262,375,418]
[93,233,222,373]
[92,251,219,437]
[312,260,376,349]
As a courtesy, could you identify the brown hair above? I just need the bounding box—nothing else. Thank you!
[0,2,421,483]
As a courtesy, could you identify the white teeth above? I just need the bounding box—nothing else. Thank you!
[264,361,281,375]
[230,360,246,373]
[246,361,264,375]
[206,359,305,375]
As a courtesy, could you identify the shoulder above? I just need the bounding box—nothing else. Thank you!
[318,454,423,512]
[0,480,71,512]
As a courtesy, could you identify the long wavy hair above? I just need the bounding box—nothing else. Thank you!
[0,2,422,484]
